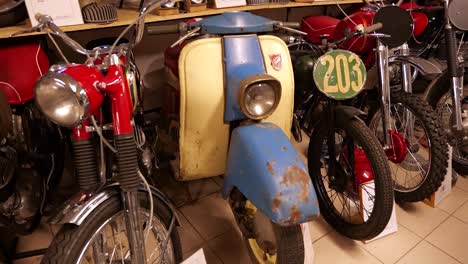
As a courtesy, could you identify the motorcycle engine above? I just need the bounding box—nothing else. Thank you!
[0,107,46,232]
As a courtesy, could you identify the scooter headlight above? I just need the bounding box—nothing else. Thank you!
[238,74,281,120]
[35,72,89,128]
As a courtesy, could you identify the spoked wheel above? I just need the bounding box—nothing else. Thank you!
[229,189,306,264]
[369,91,448,203]
[41,191,182,264]
[429,88,468,176]
[308,118,393,240]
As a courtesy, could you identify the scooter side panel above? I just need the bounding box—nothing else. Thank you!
[178,38,230,180]
[223,123,320,226]
[259,35,294,138]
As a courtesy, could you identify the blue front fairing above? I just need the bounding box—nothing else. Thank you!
[223,35,266,122]
[223,123,320,226]
[189,12,276,34]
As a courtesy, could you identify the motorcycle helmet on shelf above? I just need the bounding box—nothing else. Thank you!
[80,0,118,24]
[0,0,27,27]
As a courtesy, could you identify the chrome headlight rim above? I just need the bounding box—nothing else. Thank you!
[238,74,282,120]
[34,72,90,128]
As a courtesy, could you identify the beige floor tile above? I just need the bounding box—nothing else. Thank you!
[396,202,449,237]
[313,232,382,264]
[456,176,468,192]
[396,240,460,264]
[177,210,205,254]
[437,187,468,214]
[360,225,421,264]
[453,200,468,224]
[13,256,42,264]
[183,245,222,264]
[207,228,252,264]
[426,217,468,263]
[307,216,333,242]
[179,193,237,240]
[16,223,53,253]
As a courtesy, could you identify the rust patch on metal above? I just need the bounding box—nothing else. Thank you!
[306,214,319,221]
[281,146,287,151]
[272,192,282,212]
[289,205,302,223]
[266,160,275,175]
[280,165,310,203]
[256,123,276,129]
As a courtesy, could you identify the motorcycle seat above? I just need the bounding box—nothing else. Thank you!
[0,43,49,105]
[301,16,340,44]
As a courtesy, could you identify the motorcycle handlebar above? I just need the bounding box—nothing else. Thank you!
[147,23,187,35]
[281,22,301,29]
[364,23,383,34]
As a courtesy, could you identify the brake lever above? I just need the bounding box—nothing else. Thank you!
[170,27,201,48]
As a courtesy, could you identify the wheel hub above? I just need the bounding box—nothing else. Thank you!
[385,129,409,163]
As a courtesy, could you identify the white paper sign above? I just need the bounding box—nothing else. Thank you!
[360,181,398,243]
[25,0,84,27]
[181,249,207,264]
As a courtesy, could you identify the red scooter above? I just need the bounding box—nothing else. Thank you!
[294,3,448,203]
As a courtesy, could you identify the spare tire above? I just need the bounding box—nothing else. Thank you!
[0,89,11,139]
[0,0,27,27]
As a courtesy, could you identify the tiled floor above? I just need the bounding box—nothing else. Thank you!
[10,147,468,264]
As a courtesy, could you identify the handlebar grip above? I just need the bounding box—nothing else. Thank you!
[364,23,383,34]
[282,22,301,29]
[147,23,184,35]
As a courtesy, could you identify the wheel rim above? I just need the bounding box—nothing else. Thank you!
[76,209,175,264]
[316,129,377,225]
[370,103,432,192]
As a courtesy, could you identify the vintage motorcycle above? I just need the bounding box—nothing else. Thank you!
[402,0,468,176]
[12,1,184,263]
[148,12,320,263]
[0,41,66,260]
[289,23,394,240]
[295,3,448,203]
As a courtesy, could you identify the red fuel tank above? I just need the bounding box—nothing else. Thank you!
[0,43,49,104]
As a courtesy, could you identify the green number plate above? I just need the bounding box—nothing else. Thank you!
[313,50,367,100]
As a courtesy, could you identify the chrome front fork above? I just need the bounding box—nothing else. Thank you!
[123,191,146,263]
[452,75,465,131]
[376,40,392,148]
[400,43,415,141]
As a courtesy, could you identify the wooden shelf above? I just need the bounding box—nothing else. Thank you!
[0,0,364,39]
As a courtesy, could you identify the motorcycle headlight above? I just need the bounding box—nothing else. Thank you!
[238,74,281,120]
[35,72,89,128]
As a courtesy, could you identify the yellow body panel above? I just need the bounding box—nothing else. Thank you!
[177,35,294,180]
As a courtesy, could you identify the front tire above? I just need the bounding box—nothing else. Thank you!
[41,191,183,264]
[229,189,305,264]
[308,117,394,240]
[369,91,449,203]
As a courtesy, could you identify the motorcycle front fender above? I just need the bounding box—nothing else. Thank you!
[48,182,180,226]
[222,123,320,226]
[389,55,442,79]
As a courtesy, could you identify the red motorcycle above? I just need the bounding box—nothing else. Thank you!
[293,2,448,203]
[0,41,66,261]
[11,2,182,263]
